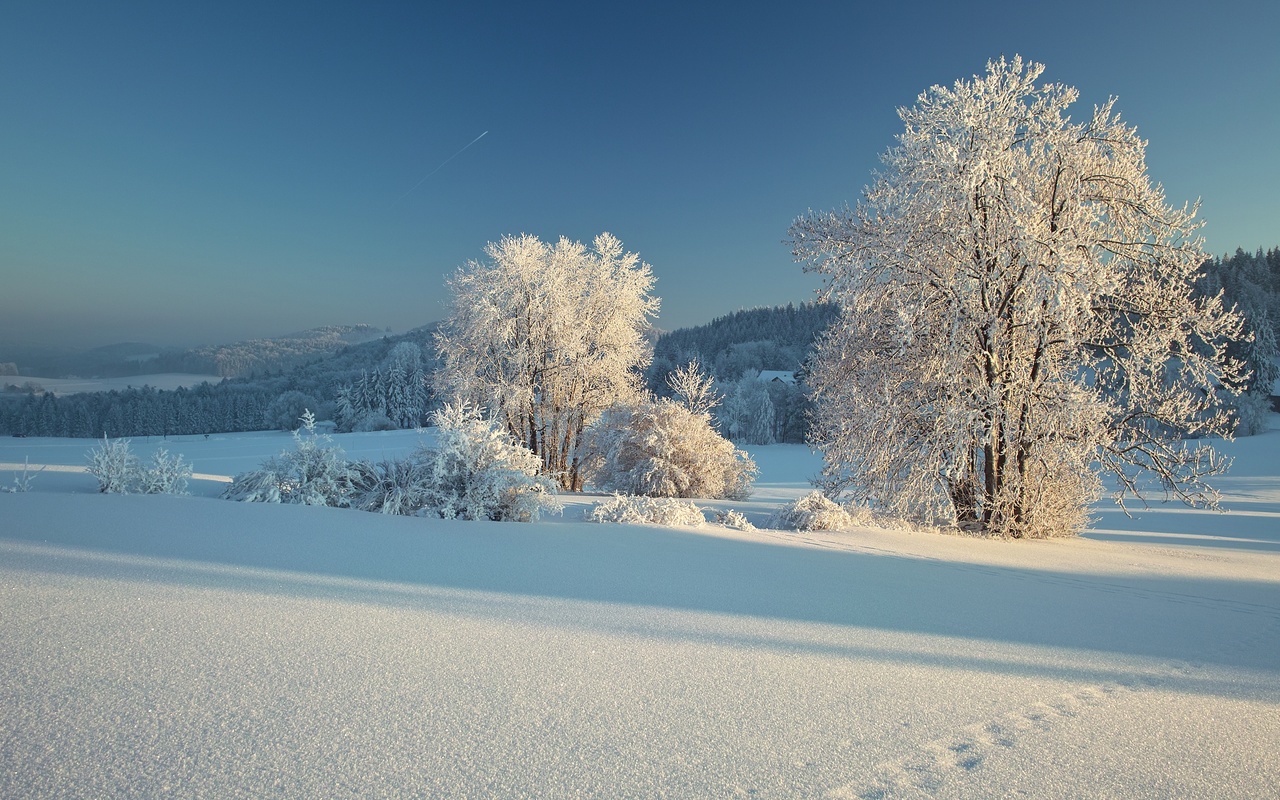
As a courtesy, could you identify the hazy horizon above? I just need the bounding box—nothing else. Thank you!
[3,1,1277,351]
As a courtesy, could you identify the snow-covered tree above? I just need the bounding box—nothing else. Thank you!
[435,233,659,490]
[790,57,1247,538]
[582,397,756,500]
[719,371,776,445]
[265,390,323,431]
[666,358,721,417]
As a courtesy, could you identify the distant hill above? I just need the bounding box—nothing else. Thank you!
[0,342,172,380]
[152,325,388,378]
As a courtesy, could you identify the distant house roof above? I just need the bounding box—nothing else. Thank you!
[758,370,797,385]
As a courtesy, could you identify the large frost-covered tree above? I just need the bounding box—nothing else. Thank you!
[791,57,1246,538]
[435,233,659,490]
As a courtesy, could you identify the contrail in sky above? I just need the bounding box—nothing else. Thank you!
[395,130,489,204]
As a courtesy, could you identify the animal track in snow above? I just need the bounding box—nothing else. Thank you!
[827,679,1147,799]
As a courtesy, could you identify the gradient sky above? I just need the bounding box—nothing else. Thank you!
[2,1,1277,350]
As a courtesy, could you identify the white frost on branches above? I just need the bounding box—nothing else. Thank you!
[86,435,192,495]
[414,404,562,522]
[435,233,659,491]
[587,494,706,527]
[791,56,1246,538]
[223,411,354,506]
[666,358,721,417]
[582,397,756,500]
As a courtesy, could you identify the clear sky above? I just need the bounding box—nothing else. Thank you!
[2,0,1277,350]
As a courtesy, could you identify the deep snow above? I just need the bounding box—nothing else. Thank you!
[1,426,1277,798]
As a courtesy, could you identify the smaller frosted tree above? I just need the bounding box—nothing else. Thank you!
[667,358,720,417]
[86,436,192,495]
[137,449,193,495]
[719,371,776,445]
[435,233,659,490]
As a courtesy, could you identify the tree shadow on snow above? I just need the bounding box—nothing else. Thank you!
[2,492,1278,702]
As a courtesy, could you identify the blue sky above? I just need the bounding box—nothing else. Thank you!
[2,1,1277,350]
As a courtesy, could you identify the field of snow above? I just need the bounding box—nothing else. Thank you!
[2,425,1278,798]
[3,372,223,396]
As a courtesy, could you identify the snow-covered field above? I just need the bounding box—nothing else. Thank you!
[2,425,1278,798]
[4,372,223,396]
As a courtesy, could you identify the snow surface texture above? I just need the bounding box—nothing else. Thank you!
[2,425,1279,798]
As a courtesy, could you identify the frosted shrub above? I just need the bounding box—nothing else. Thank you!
[351,410,397,432]
[712,508,755,531]
[347,458,435,515]
[86,436,193,495]
[583,398,756,500]
[137,449,192,495]
[771,492,863,532]
[86,435,142,494]
[2,458,44,493]
[587,494,706,527]
[223,411,354,506]
[416,404,561,522]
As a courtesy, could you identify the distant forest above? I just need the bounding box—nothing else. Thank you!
[0,303,834,442]
[0,328,437,439]
[1196,247,1280,400]
[3,247,1277,442]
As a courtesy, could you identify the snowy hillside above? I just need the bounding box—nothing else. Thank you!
[1,427,1278,798]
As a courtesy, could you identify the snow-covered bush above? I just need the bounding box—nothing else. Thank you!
[137,449,192,495]
[347,458,435,515]
[223,411,354,506]
[582,398,756,500]
[265,390,323,431]
[350,410,397,432]
[2,458,44,493]
[712,508,755,531]
[770,492,864,532]
[86,436,193,495]
[86,435,142,493]
[415,404,561,522]
[587,494,706,527]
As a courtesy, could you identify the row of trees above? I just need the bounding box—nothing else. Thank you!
[0,383,278,438]
[0,329,442,438]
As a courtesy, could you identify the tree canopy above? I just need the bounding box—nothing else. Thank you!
[435,233,659,491]
[791,57,1245,538]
